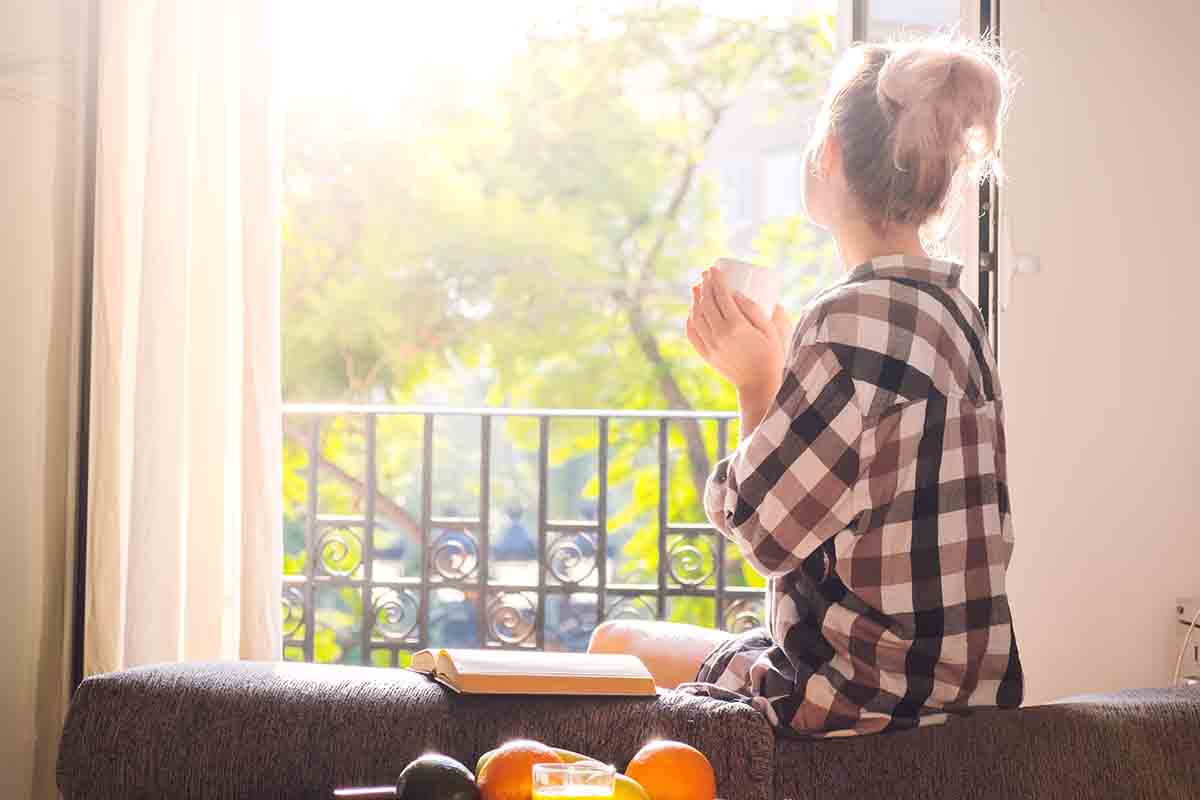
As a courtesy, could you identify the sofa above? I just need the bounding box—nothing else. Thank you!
[57,661,1200,799]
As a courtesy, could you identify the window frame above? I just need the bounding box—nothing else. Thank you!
[67,0,1008,686]
[843,0,1002,351]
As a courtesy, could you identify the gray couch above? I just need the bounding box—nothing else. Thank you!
[57,661,1200,799]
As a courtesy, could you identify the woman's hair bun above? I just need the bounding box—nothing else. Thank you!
[876,37,1009,187]
[814,35,1011,230]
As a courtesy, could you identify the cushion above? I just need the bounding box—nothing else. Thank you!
[57,661,775,800]
[772,686,1200,800]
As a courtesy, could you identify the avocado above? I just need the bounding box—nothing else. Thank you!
[395,753,480,800]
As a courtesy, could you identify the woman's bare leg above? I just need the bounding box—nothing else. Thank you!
[587,620,735,688]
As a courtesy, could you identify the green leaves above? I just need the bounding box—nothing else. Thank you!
[283,5,835,412]
[280,5,838,655]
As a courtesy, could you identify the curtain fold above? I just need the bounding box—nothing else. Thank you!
[85,0,282,674]
[0,1,95,796]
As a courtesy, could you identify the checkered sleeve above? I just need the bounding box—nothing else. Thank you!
[704,341,863,577]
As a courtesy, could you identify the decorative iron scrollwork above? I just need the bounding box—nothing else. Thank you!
[282,586,305,639]
[546,532,597,585]
[488,592,537,644]
[723,598,765,632]
[603,595,657,622]
[315,526,363,577]
[429,529,479,581]
[667,535,715,586]
[370,587,419,641]
[283,407,747,667]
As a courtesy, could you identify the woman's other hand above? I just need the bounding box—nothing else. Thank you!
[686,266,791,397]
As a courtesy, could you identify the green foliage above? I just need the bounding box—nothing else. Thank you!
[281,4,839,657]
[283,6,836,408]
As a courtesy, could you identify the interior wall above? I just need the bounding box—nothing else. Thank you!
[999,0,1200,703]
[0,0,89,797]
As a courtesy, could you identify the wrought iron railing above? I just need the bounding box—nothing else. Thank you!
[281,405,765,667]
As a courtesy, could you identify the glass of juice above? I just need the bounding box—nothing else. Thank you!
[532,761,616,799]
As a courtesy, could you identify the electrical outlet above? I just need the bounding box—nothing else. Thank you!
[1176,597,1200,681]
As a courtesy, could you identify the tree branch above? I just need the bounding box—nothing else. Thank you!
[613,104,729,497]
[625,301,711,494]
[283,419,421,540]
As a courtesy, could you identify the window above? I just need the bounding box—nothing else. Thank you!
[857,0,999,340]
[279,1,986,666]
[861,0,959,39]
[719,158,757,230]
[763,149,804,221]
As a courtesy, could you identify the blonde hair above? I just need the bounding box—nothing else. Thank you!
[811,36,1011,231]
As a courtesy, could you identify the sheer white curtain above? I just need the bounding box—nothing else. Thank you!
[85,0,282,673]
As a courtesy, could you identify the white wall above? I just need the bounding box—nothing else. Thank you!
[1000,0,1200,703]
[0,0,88,797]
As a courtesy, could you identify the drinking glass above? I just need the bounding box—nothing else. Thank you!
[532,761,616,799]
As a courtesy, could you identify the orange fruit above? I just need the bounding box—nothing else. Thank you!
[477,739,563,800]
[625,740,716,800]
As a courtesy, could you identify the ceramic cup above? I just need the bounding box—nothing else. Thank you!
[714,258,781,315]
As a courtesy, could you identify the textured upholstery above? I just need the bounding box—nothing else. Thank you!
[56,661,774,800]
[57,662,1200,800]
[773,687,1200,800]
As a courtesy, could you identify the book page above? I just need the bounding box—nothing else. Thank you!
[441,649,651,679]
[409,649,440,673]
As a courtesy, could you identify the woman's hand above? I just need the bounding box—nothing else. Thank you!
[686,266,792,397]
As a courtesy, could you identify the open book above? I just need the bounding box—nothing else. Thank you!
[409,648,657,696]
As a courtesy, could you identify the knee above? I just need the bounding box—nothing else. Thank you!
[588,620,643,655]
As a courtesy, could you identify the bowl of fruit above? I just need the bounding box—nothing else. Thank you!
[332,737,717,800]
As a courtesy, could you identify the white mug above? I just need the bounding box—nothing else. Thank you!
[714,258,781,315]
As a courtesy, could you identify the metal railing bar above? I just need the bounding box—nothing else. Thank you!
[288,576,425,589]
[596,416,608,630]
[716,417,729,630]
[284,403,736,421]
[296,578,553,593]
[303,417,319,663]
[418,414,434,648]
[602,582,758,596]
[361,414,377,664]
[666,523,717,535]
[603,586,759,599]
[285,575,416,590]
[605,582,668,593]
[484,642,543,651]
[544,520,599,533]
[656,419,668,618]
[535,417,549,649]
[476,415,492,646]
[315,514,369,524]
[429,516,481,528]
[287,577,759,597]
[432,581,593,594]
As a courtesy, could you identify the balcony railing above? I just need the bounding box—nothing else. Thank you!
[281,405,765,667]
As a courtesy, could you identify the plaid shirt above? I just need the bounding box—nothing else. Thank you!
[699,255,1023,737]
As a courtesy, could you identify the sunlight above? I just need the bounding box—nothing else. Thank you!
[282,0,572,106]
[282,0,833,110]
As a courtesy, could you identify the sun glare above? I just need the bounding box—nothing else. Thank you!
[283,0,592,108]
[282,0,831,111]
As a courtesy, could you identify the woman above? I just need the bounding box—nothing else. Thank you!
[589,36,1022,737]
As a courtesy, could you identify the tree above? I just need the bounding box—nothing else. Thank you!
[281,3,840,657]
